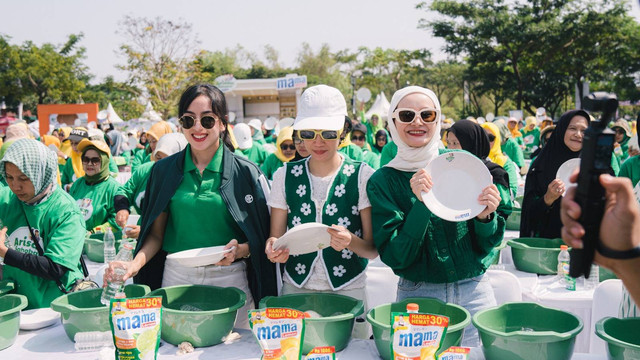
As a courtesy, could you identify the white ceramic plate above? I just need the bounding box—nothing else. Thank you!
[556,158,580,196]
[20,308,60,330]
[165,246,234,268]
[272,223,331,255]
[421,152,492,222]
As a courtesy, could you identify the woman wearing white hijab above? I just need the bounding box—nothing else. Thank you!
[366,86,504,346]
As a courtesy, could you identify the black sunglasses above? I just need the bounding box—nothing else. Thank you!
[179,115,217,129]
[81,156,101,165]
[351,135,365,141]
[280,144,296,151]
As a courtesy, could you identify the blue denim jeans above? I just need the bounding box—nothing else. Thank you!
[396,274,496,347]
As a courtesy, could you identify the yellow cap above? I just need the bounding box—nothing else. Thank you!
[77,138,111,157]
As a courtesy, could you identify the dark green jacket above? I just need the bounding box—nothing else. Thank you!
[134,144,278,303]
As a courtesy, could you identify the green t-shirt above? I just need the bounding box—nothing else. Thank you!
[117,162,154,215]
[131,146,151,172]
[339,143,364,161]
[261,153,284,180]
[501,138,525,169]
[69,176,122,231]
[619,155,640,187]
[238,144,268,167]
[380,141,398,167]
[162,144,248,253]
[362,150,381,170]
[0,187,85,309]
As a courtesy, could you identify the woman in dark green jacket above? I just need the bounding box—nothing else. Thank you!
[367,86,505,347]
[105,84,277,329]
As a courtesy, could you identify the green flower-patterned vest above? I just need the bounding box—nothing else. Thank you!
[284,157,368,290]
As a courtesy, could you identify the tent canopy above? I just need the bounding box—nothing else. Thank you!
[364,91,390,119]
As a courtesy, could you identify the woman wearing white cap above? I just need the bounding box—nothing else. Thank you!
[233,123,269,167]
[248,119,267,145]
[366,86,504,346]
[265,85,378,301]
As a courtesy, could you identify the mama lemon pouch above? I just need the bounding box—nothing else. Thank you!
[110,297,162,360]
[390,312,449,360]
[249,307,305,360]
[438,346,470,360]
[306,346,336,360]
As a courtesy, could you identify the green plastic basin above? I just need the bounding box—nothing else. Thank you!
[50,284,150,341]
[473,302,582,360]
[0,294,28,350]
[366,297,471,360]
[147,285,245,347]
[0,280,15,296]
[259,293,364,353]
[84,237,135,263]
[506,209,521,231]
[596,317,640,359]
[508,237,564,275]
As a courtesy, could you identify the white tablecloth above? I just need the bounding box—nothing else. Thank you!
[0,323,605,359]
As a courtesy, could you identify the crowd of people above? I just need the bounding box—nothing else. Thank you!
[0,82,638,346]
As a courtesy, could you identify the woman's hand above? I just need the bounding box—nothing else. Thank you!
[0,227,8,257]
[409,169,433,199]
[124,225,140,239]
[476,184,500,221]
[544,178,566,206]
[265,236,289,263]
[216,239,243,266]
[115,210,129,228]
[104,260,138,284]
[327,225,352,252]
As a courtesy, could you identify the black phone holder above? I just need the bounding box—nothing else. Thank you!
[569,92,618,279]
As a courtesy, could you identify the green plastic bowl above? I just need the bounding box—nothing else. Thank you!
[596,317,640,359]
[259,293,364,353]
[50,284,150,341]
[83,237,135,263]
[473,302,583,360]
[506,209,521,231]
[0,280,15,296]
[147,285,246,347]
[508,237,564,275]
[366,297,471,360]
[0,294,28,350]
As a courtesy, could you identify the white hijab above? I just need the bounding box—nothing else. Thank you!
[385,86,442,172]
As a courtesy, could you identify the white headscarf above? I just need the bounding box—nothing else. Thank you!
[152,133,188,160]
[385,86,442,172]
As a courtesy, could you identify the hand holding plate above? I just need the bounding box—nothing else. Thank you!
[476,184,500,220]
[327,225,351,252]
[265,237,290,263]
[544,178,565,205]
[215,240,238,266]
[410,169,433,199]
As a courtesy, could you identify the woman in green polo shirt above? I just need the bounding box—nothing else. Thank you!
[0,139,85,309]
[68,139,122,232]
[366,86,504,346]
[106,84,277,329]
[265,85,378,303]
[114,133,188,239]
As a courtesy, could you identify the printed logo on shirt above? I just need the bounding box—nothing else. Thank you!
[245,194,253,204]
[6,226,42,256]
[135,190,146,209]
[77,198,94,221]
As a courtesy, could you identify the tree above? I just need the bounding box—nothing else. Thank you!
[81,76,144,120]
[117,16,200,119]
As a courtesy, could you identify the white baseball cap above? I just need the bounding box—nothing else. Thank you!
[293,85,346,131]
[248,119,262,131]
[233,123,253,150]
[264,116,278,130]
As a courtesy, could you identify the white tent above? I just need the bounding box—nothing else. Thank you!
[139,102,163,122]
[106,103,124,123]
[364,91,390,119]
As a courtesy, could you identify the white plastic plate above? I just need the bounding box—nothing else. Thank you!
[421,151,492,222]
[20,308,60,330]
[165,246,234,268]
[272,222,331,255]
[556,158,580,196]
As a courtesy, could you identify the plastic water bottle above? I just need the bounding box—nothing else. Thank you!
[74,331,113,351]
[558,245,575,291]
[584,264,600,290]
[100,242,133,305]
[103,228,116,264]
[406,303,420,313]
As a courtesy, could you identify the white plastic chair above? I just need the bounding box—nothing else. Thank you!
[486,269,522,305]
[365,257,399,311]
[589,279,623,355]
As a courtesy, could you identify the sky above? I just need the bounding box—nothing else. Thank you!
[2,0,640,85]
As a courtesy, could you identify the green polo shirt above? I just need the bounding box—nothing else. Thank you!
[162,144,248,254]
